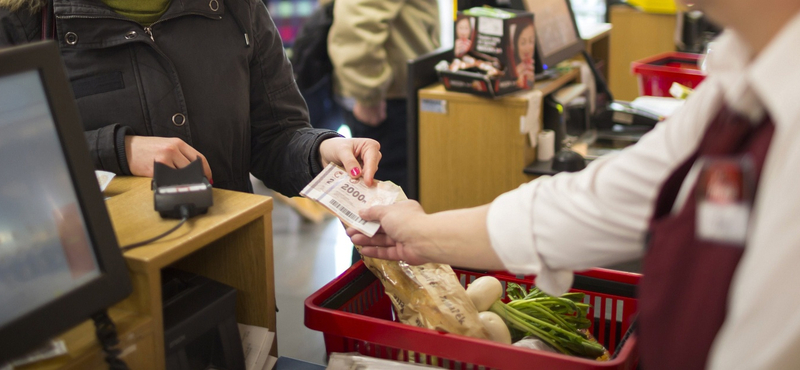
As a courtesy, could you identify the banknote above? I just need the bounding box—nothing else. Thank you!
[300,164,400,237]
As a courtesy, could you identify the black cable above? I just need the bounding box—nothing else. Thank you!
[91,310,129,370]
[121,206,190,251]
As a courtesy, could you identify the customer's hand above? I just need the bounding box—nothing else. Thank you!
[353,100,386,126]
[319,137,382,186]
[125,136,213,182]
[347,200,434,265]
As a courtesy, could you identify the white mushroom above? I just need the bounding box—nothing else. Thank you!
[465,276,503,312]
[479,311,512,344]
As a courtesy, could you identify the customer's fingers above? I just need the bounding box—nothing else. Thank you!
[177,143,213,182]
[357,139,381,186]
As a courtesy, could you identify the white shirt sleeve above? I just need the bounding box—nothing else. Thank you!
[486,80,724,295]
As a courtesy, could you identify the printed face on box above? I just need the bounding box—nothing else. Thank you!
[456,18,472,40]
[517,24,535,65]
[455,17,474,57]
[513,22,536,88]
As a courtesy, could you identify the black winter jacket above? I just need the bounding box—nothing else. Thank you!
[0,0,339,194]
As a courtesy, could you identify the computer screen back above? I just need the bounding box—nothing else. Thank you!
[523,0,584,70]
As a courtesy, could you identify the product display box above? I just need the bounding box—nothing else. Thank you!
[439,7,535,98]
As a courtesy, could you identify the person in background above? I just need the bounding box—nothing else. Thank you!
[327,0,439,192]
[0,0,381,197]
[290,0,343,132]
[348,0,800,368]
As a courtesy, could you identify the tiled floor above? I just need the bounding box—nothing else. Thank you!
[252,182,353,366]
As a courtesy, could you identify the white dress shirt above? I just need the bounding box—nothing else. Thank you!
[486,10,800,369]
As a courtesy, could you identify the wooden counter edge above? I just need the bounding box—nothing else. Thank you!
[121,199,272,271]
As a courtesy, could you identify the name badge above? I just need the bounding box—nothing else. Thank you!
[695,156,755,245]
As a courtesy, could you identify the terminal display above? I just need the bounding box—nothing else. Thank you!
[0,42,131,364]
[0,71,101,327]
[523,0,585,72]
[527,0,579,58]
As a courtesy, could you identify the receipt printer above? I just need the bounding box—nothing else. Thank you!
[162,268,244,370]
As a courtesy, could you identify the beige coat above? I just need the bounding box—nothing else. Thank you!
[328,0,440,107]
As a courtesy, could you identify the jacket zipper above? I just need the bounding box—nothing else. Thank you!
[142,13,214,43]
[144,27,154,42]
[59,12,214,44]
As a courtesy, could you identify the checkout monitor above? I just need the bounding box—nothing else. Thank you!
[521,0,585,73]
[0,42,131,364]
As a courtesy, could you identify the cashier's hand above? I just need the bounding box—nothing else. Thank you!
[346,200,433,265]
[125,136,213,183]
[319,137,382,186]
[353,100,386,127]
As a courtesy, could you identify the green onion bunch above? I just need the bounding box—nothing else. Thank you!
[489,283,606,358]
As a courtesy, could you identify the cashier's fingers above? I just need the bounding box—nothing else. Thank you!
[347,228,397,247]
[359,201,423,223]
[352,201,431,264]
[359,246,388,259]
[358,204,389,223]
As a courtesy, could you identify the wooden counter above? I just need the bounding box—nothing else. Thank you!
[608,4,677,100]
[21,177,275,370]
[418,69,579,213]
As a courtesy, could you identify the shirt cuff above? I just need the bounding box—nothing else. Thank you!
[115,126,133,176]
[486,179,574,296]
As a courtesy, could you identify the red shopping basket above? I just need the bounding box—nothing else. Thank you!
[631,51,707,97]
[305,261,641,369]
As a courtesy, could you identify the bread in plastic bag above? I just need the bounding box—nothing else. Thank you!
[355,190,489,340]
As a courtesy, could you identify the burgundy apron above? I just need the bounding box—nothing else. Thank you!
[638,106,775,369]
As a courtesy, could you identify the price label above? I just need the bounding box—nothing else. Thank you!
[300,164,400,237]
